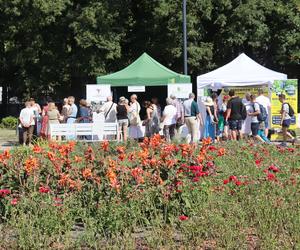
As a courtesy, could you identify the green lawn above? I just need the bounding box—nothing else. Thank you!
[0,128,17,145]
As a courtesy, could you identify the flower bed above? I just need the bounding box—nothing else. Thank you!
[0,136,299,249]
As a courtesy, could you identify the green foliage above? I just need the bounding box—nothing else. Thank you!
[0,116,18,129]
[0,0,299,100]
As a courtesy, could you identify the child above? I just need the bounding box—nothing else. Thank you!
[258,121,270,143]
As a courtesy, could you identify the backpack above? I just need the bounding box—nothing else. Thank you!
[283,103,295,117]
[254,103,267,122]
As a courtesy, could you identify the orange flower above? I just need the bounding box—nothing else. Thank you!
[82,168,92,179]
[58,173,70,187]
[3,149,11,159]
[202,137,212,146]
[101,141,109,152]
[218,148,225,156]
[24,156,39,174]
[33,145,43,154]
[116,146,125,154]
[74,156,83,163]
[47,151,56,161]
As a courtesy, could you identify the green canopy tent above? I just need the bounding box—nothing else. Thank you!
[96,53,191,86]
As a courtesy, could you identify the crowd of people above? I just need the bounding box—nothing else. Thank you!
[18,89,296,146]
[202,89,296,147]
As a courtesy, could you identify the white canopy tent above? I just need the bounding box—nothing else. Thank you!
[197,53,287,89]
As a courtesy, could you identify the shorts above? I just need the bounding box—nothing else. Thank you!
[251,122,259,136]
[118,119,129,127]
[282,119,291,128]
[228,120,242,131]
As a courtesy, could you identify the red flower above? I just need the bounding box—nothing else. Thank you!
[267,173,276,181]
[255,159,262,166]
[192,177,200,182]
[208,145,217,151]
[39,186,50,194]
[223,179,230,185]
[11,198,18,206]
[0,189,11,198]
[179,215,189,221]
[229,175,238,181]
[287,148,295,153]
[268,165,279,173]
[235,181,242,186]
[53,197,63,207]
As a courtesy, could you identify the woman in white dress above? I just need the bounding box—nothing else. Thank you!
[128,94,143,139]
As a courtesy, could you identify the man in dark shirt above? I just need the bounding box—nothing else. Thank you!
[226,89,244,140]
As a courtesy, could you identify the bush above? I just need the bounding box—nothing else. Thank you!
[0,116,18,129]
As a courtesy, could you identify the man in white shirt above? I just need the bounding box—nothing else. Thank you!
[19,101,35,146]
[100,96,117,122]
[161,98,177,142]
[256,88,271,137]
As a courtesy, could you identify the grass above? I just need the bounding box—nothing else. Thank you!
[0,128,17,144]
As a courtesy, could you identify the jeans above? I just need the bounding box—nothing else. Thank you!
[163,124,176,142]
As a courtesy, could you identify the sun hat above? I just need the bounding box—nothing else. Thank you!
[203,97,214,106]
[119,96,126,102]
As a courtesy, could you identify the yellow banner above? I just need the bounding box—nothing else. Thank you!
[271,80,298,140]
[221,86,268,99]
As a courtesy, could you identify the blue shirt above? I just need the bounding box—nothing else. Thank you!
[69,104,78,118]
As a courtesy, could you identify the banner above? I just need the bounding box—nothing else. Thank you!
[86,84,111,102]
[271,79,298,140]
[168,83,192,99]
[128,86,145,92]
[220,86,268,99]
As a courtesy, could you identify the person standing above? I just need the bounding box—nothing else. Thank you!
[29,98,41,136]
[61,98,70,123]
[256,88,271,137]
[143,101,160,138]
[241,93,252,138]
[47,102,61,140]
[279,94,296,146]
[100,96,117,123]
[161,98,177,142]
[225,90,244,141]
[183,93,203,143]
[79,99,92,123]
[129,94,143,139]
[203,97,217,141]
[170,95,184,137]
[116,96,129,141]
[40,98,51,139]
[19,101,35,146]
[220,95,229,140]
[151,97,162,120]
[247,95,264,143]
[67,96,78,124]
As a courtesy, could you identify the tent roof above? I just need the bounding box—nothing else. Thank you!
[197,53,287,89]
[97,53,191,86]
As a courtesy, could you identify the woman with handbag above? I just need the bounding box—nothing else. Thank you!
[143,100,160,138]
[128,94,143,139]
